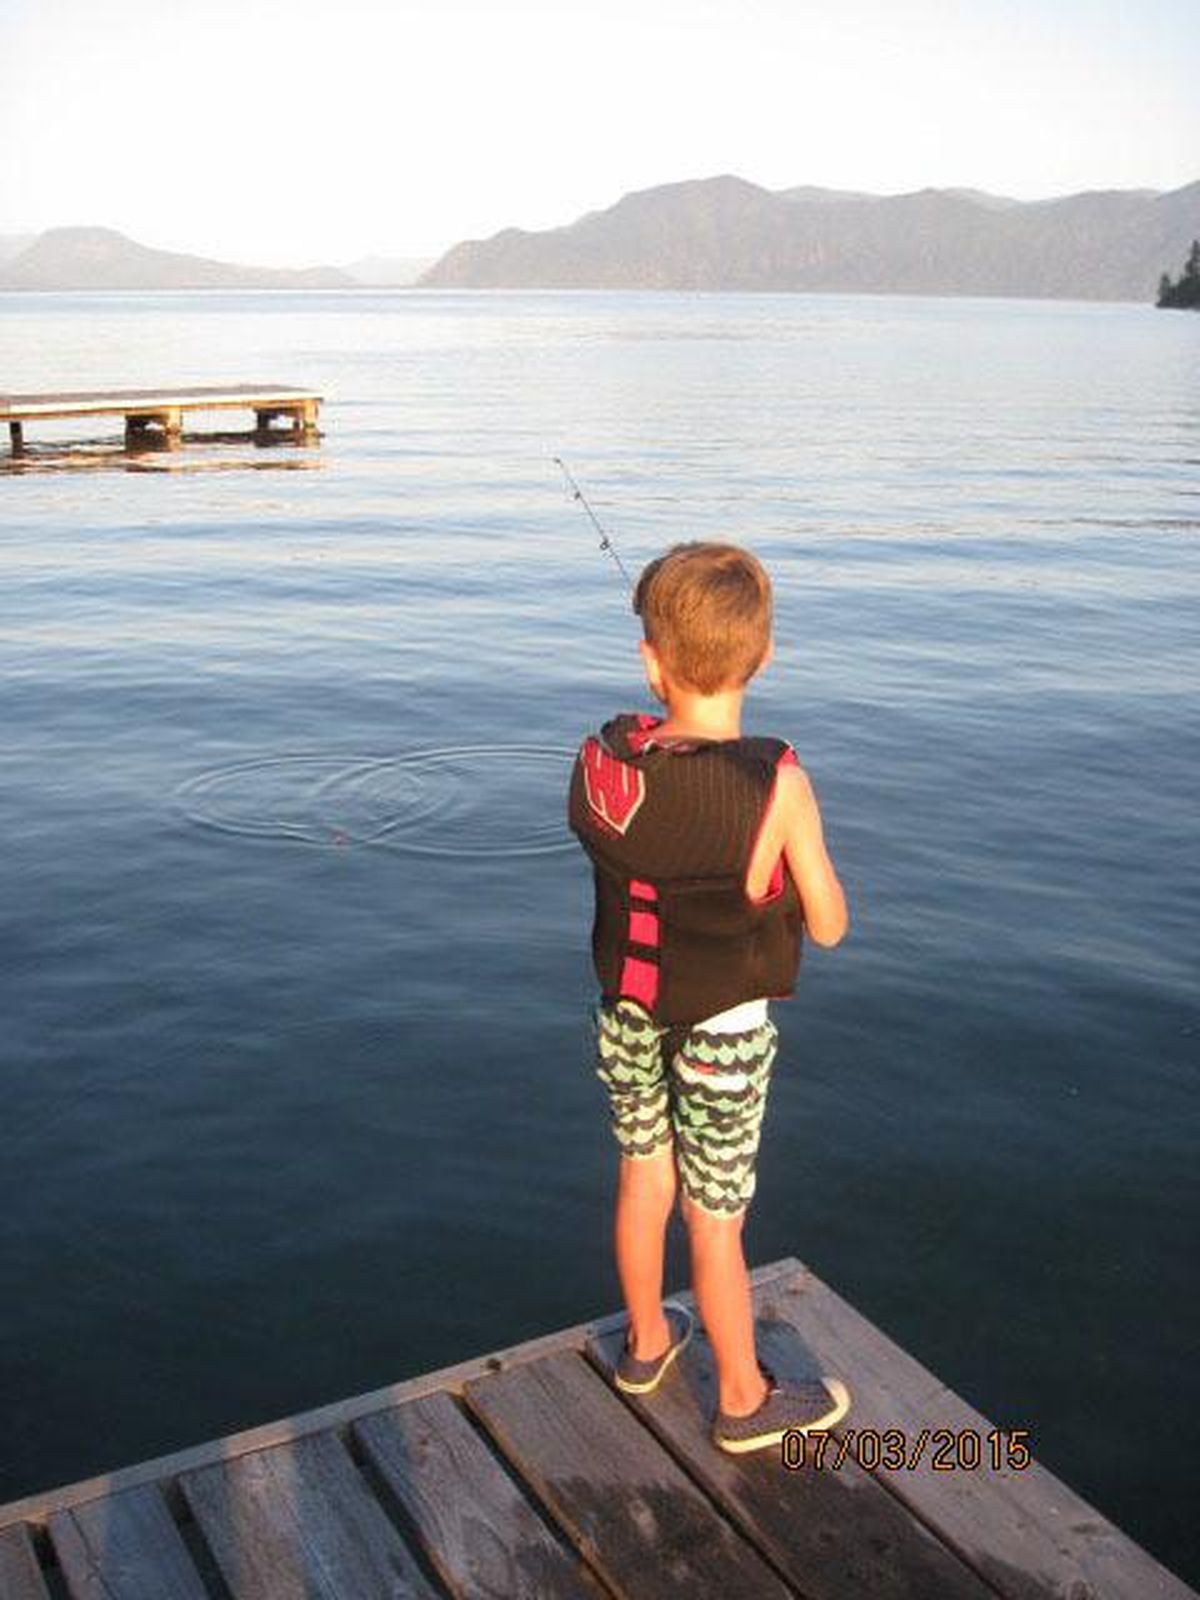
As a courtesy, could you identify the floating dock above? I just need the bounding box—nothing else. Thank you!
[0,386,322,453]
[0,1256,1193,1599]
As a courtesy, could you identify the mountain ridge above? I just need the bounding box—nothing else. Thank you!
[0,226,353,291]
[421,177,1200,301]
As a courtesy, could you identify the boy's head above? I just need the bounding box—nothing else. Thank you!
[633,542,773,696]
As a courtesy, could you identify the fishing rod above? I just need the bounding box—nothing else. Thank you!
[554,457,635,591]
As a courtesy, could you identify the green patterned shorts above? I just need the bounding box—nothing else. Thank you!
[593,998,779,1218]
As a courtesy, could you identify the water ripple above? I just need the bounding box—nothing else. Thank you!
[174,744,577,858]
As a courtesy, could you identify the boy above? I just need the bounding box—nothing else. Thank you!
[568,541,851,1454]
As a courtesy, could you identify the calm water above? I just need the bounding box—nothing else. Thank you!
[2,290,1197,1581]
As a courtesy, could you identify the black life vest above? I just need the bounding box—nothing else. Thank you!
[567,712,804,1025]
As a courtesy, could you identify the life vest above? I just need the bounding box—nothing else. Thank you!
[568,712,804,1025]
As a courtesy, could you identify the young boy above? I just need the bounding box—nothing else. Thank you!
[568,541,851,1453]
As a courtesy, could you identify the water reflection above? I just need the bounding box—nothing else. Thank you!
[1,429,323,475]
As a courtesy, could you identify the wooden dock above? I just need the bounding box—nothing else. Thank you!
[0,1256,1193,1600]
[0,386,321,453]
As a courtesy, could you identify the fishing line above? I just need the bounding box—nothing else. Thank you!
[554,457,635,591]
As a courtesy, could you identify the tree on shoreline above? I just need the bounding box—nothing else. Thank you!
[1157,241,1200,308]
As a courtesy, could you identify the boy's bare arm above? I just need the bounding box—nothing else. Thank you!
[778,765,849,947]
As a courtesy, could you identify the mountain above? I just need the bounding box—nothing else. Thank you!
[421,176,1200,301]
[0,227,352,290]
[0,233,36,265]
[343,254,437,286]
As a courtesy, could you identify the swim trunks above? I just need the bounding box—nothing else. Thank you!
[593,997,778,1218]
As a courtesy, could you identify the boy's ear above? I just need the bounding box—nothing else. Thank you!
[639,639,667,702]
[760,635,775,672]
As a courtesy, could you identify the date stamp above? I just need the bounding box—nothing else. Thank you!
[781,1427,1033,1473]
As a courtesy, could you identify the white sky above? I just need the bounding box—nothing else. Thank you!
[1,0,1197,266]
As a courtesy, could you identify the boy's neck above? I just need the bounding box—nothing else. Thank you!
[654,685,745,742]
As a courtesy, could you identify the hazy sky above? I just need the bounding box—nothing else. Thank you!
[2,0,1196,265]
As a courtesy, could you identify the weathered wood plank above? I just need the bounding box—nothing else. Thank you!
[0,1524,52,1600]
[464,1348,793,1600]
[46,1484,208,1600]
[180,1428,439,1600]
[760,1263,1197,1600]
[355,1390,606,1600]
[587,1311,1000,1600]
[0,1261,800,1532]
[0,386,320,420]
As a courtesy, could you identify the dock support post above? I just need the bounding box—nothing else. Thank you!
[126,410,183,450]
[256,403,319,442]
[255,407,294,441]
[8,420,24,456]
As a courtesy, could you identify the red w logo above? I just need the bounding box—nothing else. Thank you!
[581,739,646,835]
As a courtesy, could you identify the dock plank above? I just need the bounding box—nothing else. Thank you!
[0,387,320,420]
[464,1347,793,1600]
[180,1429,439,1600]
[0,1525,52,1600]
[760,1263,1196,1600]
[46,1484,208,1600]
[587,1313,999,1600]
[355,1390,606,1600]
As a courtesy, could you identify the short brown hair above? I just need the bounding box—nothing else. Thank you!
[633,542,772,693]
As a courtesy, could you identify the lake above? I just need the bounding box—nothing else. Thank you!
[1,288,1197,1584]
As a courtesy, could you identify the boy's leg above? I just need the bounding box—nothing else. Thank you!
[671,1020,778,1415]
[615,1145,677,1358]
[681,1196,770,1414]
[594,1002,679,1359]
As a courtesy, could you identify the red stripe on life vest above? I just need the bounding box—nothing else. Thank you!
[629,879,658,901]
[628,910,659,947]
[620,956,659,1010]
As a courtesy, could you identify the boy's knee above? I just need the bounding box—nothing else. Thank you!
[681,1189,749,1234]
[618,1147,678,1209]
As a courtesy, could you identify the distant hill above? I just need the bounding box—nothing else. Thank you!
[421,176,1200,301]
[343,254,437,286]
[0,227,353,290]
[0,233,36,265]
